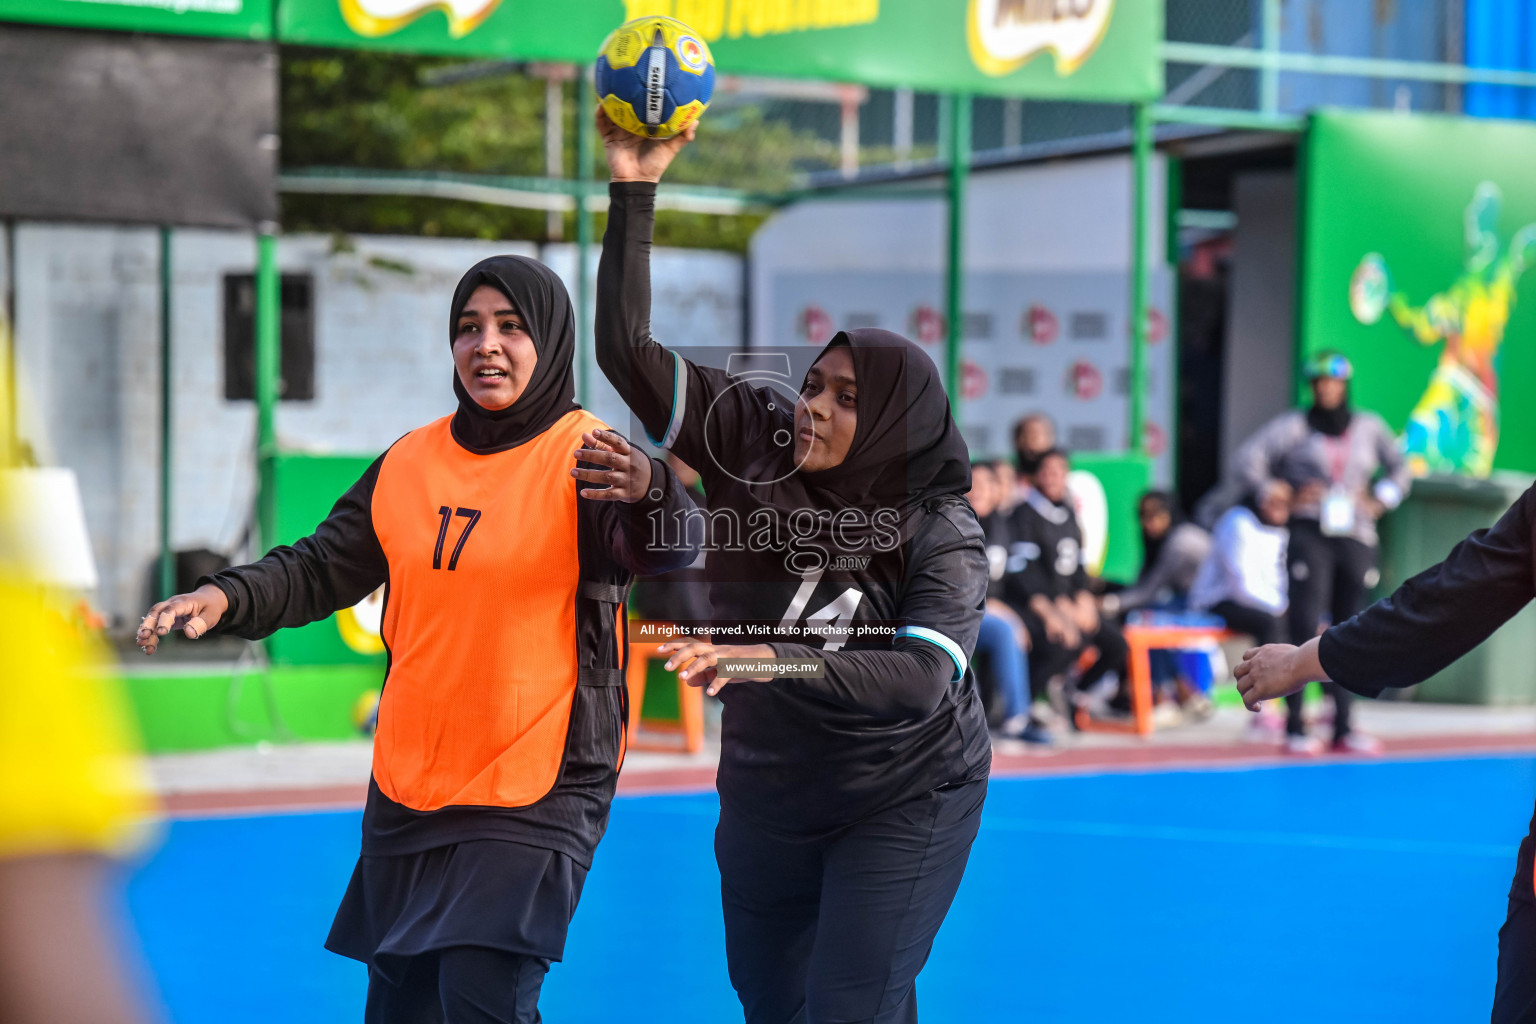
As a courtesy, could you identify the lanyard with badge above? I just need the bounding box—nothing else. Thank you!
[1320,430,1355,537]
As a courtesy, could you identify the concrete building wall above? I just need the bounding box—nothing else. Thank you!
[1221,172,1298,468]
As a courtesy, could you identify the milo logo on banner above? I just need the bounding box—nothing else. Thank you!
[341,0,498,36]
[968,0,1115,77]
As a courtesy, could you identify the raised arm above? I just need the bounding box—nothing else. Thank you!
[594,110,783,480]
[137,455,388,652]
[595,179,684,448]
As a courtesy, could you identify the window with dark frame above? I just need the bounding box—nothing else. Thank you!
[223,273,316,401]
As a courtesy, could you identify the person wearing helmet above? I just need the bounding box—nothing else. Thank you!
[1228,351,1411,754]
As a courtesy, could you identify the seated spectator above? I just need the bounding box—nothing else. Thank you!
[1190,480,1292,645]
[1100,491,1212,618]
[967,462,1051,746]
[1012,412,1056,478]
[1190,481,1319,751]
[1101,491,1216,717]
[1004,449,1129,720]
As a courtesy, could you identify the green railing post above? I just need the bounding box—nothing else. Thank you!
[158,227,176,599]
[255,231,280,553]
[576,66,595,409]
[1128,103,1152,456]
[944,93,971,406]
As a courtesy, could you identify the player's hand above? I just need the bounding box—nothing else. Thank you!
[1234,638,1325,711]
[658,641,774,696]
[136,583,229,655]
[573,429,654,502]
[598,106,696,183]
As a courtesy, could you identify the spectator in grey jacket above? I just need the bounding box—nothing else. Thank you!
[1228,350,1412,754]
[1100,492,1212,617]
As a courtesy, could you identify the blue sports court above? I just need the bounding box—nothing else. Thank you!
[125,753,1533,1023]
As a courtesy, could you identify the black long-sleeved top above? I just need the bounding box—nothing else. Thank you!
[596,181,991,837]
[206,409,698,866]
[1319,482,1536,900]
[1003,488,1088,616]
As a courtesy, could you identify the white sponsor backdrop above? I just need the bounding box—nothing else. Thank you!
[767,268,1175,478]
[750,153,1174,482]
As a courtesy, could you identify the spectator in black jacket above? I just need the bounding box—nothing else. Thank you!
[968,461,1051,745]
[1235,482,1536,1022]
[1005,449,1128,719]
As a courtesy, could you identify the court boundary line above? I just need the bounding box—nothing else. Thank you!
[155,731,1536,819]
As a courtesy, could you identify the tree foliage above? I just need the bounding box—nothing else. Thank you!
[279,48,829,250]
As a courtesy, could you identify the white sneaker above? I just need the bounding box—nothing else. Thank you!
[1285,734,1324,756]
[1331,732,1384,756]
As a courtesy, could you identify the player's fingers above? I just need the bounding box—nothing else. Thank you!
[571,465,614,483]
[155,605,185,636]
[580,431,615,452]
[1241,646,1260,661]
[574,446,623,467]
[593,429,632,455]
[1234,658,1251,680]
[678,651,716,681]
[137,609,164,641]
[183,616,209,640]
[664,643,711,672]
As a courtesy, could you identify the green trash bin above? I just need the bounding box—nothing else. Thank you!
[1375,472,1536,705]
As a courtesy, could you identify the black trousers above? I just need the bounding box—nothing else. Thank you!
[716,779,987,1024]
[1286,519,1377,741]
[1021,611,1128,700]
[1210,600,1285,647]
[364,947,549,1024]
[1494,898,1536,1023]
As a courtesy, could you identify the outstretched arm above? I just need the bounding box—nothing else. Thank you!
[1237,482,1536,708]
[137,456,389,651]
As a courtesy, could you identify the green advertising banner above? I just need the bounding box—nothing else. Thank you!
[0,0,271,38]
[278,0,1159,102]
[1300,109,1536,478]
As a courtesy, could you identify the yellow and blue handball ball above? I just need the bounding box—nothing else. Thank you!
[596,15,715,139]
[352,689,381,737]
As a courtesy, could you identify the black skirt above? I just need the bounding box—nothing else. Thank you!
[325,838,588,984]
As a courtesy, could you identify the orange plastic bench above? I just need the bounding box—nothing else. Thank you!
[625,629,706,755]
[1075,624,1234,736]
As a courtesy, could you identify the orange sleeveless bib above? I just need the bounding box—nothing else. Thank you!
[369,409,607,811]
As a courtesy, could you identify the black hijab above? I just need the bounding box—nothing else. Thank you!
[1306,384,1353,438]
[1137,490,1179,579]
[743,328,971,546]
[447,255,579,453]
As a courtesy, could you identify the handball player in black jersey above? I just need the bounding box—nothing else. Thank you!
[594,111,991,1024]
